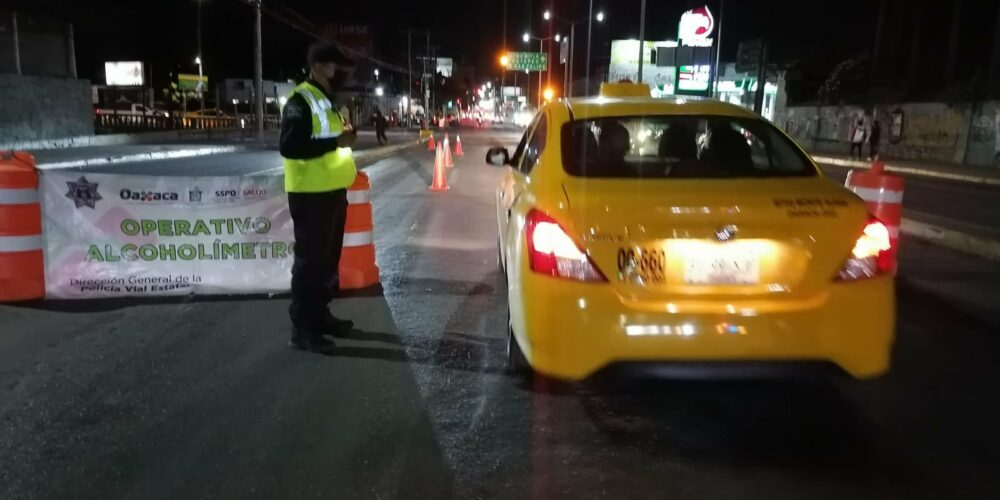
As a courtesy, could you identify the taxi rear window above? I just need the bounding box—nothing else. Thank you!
[561,115,816,179]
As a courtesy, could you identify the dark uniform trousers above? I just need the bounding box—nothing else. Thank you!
[288,189,349,328]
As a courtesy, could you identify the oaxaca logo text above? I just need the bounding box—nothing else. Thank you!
[120,188,180,203]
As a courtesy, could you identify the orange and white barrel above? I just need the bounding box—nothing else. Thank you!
[0,151,45,301]
[339,172,380,289]
[845,160,904,270]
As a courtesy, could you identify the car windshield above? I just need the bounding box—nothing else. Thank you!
[561,115,816,179]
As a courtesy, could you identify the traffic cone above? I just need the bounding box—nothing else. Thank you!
[429,145,449,191]
[427,134,436,151]
[443,134,454,168]
[454,135,464,156]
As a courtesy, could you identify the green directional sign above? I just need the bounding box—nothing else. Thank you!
[508,52,548,72]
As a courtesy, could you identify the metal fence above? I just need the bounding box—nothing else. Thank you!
[93,114,280,135]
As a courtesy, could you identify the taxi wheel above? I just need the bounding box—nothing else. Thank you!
[505,315,529,376]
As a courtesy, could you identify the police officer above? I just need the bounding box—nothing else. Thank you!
[280,42,358,353]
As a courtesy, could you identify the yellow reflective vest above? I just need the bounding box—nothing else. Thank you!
[282,81,358,193]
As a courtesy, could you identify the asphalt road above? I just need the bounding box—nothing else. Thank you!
[819,164,1000,239]
[2,130,999,499]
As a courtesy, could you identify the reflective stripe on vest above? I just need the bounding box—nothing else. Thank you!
[294,82,343,140]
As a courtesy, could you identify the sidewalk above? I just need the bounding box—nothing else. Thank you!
[810,153,1000,186]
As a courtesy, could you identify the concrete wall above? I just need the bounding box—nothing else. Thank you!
[0,74,93,143]
[777,101,1000,169]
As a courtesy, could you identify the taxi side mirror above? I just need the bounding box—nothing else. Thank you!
[486,147,510,166]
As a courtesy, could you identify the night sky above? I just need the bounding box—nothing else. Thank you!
[5,0,876,91]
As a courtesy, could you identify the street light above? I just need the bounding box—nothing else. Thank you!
[555,34,561,42]
[194,55,204,112]
[585,3,607,96]
[374,68,380,80]
[375,86,384,97]
[523,32,555,107]
[545,10,606,97]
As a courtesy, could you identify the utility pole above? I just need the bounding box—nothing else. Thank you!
[538,39,543,108]
[947,0,963,83]
[426,32,431,120]
[568,23,575,97]
[872,0,887,86]
[254,0,264,142]
[637,0,646,83]
[585,0,593,95]
[197,0,205,111]
[753,43,767,115]
[407,30,413,127]
[11,11,20,75]
[67,23,77,78]
[711,0,724,97]
[502,0,507,112]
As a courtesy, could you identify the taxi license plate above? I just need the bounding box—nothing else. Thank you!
[684,251,760,285]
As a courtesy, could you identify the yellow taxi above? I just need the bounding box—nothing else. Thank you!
[486,83,895,381]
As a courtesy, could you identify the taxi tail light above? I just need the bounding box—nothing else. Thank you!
[836,218,894,281]
[526,209,607,282]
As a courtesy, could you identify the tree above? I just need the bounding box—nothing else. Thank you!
[817,54,870,104]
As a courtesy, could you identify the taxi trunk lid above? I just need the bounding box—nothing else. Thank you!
[561,177,868,301]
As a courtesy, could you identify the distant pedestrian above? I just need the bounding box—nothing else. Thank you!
[849,118,866,160]
[868,119,881,160]
[279,42,359,353]
[374,109,388,145]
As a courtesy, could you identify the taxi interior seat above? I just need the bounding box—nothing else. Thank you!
[658,123,699,162]
[596,122,631,174]
[699,125,755,175]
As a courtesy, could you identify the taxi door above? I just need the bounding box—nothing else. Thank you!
[498,111,548,267]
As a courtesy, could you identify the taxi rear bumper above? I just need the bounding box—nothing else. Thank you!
[516,275,895,381]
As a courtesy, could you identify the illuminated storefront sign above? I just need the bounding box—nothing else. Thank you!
[678,6,715,48]
[676,65,711,92]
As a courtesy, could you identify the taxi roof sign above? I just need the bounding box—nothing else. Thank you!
[599,82,651,98]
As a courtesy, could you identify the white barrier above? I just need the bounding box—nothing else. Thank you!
[40,171,295,299]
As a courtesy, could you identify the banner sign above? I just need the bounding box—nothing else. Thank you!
[40,172,295,299]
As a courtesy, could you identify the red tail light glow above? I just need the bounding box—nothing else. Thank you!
[837,218,894,281]
[526,209,606,282]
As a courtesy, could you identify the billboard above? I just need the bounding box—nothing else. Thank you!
[105,61,144,86]
[436,58,454,78]
[609,40,677,66]
[178,74,208,92]
[608,40,677,91]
